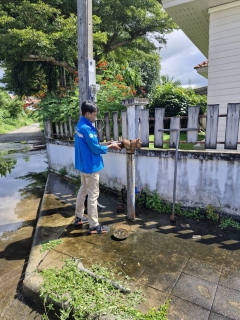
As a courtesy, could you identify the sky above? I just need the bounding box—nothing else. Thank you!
[0,68,4,87]
[159,29,208,88]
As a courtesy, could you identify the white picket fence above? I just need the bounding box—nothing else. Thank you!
[44,103,240,150]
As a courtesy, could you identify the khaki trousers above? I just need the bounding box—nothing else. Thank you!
[75,172,99,228]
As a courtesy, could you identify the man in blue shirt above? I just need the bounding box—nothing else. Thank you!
[74,100,121,234]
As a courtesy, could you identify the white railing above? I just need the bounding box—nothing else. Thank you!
[44,102,240,150]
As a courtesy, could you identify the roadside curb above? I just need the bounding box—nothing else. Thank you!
[22,172,76,305]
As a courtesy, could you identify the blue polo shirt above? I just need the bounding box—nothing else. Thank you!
[74,116,108,173]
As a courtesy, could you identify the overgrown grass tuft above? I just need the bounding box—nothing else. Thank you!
[40,259,169,320]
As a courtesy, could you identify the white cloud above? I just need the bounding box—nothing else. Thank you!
[159,30,208,88]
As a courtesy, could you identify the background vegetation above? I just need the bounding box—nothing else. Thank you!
[0,0,206,138]
[0,0,176,96]
[0,89,38,133]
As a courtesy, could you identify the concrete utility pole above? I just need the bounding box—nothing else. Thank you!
[77,0,93,112]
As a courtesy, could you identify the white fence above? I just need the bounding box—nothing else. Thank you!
[44,102,240,150]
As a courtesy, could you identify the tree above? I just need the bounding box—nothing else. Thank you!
[0,0,78,95]
[0,0,176,95]
[96,60,139,115]
[93,0,176,92]
[0,1,78,71]
[92,0,176,58]
[2,61,56,96]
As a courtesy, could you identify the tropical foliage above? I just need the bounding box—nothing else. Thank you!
[37,86,80,122]
[0,0,176,96]
[96,60,140,115]
[37,60,140,121]
[148,81,207,118]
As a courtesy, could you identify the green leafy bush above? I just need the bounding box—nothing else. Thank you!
[8,98,24,117]
[37,87,79,122]
[37,61,141,123]
[0,89,38,133]
[148,82,207,125]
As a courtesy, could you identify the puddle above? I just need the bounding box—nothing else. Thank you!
[0,141,48,236]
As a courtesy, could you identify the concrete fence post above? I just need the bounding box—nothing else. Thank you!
[187,106,200,143]
[225,103,240,150]
[154,108,165,148]
[205,104,219,149]
[104,112,110,141]
[112,111,119,141]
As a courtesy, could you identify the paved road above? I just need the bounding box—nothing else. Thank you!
[0,123,45,143]
[0,124,54,319]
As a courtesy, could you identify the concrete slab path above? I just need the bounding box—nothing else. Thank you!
[23,172,240,320]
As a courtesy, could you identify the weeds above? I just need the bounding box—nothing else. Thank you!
[219,217,240,231]
[176,206,204,220]
[72,176,81,186]
[59,167,67,177]
[40,239,63,252]
[136,186,240,231]
[206,204,220,222]
[40,259,169,320]
[136,186,204,219]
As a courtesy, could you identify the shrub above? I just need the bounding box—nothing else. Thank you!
[8,98,24,118]
[148,82,207,128]
[37,87,79,122]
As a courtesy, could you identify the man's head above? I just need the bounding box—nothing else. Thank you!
[81,100,98,123]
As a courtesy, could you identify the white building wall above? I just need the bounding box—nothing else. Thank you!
[208,3,240,147]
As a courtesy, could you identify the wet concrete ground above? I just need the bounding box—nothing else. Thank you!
[23,172,240,320]
[0,124,51,319]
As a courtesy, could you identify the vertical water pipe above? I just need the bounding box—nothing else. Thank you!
[122,98,149,220]
[126,100,136,220]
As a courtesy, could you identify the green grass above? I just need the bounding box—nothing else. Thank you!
[148,131,205,150]
[40,259,170,320]
[114,132,205,151]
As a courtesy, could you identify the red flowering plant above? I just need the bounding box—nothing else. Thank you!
[37,82,80,122]
[96,60,140,116]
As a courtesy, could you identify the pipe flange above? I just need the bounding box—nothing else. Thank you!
[116,203,125,213]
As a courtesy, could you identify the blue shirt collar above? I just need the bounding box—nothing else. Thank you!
[80,116,95,129]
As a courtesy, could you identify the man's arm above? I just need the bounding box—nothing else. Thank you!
[83,129,121,154]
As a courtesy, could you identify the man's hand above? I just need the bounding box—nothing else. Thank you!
[108,142,121,150]
[111,142,122,150]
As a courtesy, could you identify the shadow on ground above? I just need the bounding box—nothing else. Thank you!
[23,172,240,320]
